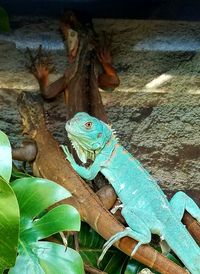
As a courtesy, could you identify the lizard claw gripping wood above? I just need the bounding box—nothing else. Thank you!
[63,112,200,274]
[17,92,190,274]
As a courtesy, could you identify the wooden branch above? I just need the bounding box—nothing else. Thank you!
[183,212,200,245]
[84,264,107,274]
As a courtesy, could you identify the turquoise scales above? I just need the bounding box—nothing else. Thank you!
[61,112,200,274]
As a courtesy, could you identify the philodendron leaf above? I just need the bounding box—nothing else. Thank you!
[10,177,83,274]
[20,204,80,243]
[11,177,72,229]
[9,251,44,274]
[0,130,12,182]
[0,177,19,270]
[35,242,84,274]
[9,242,84,274]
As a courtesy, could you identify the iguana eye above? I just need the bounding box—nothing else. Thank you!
[85,122,93,129]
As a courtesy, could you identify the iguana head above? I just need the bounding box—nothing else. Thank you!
[65,112,112,163]
[60,11,79,63]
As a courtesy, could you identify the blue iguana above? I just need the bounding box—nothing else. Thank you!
[61,112,200,274]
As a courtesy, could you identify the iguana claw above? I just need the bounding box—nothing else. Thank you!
[60,145,75,164]
[98,227,141,265]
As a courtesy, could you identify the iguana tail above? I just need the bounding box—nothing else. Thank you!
[164,216,200,274]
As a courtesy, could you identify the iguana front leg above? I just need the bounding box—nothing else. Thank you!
[96,32,120,90]
[26,46,78,99]
[99,207,152,263]
[61,145,101,180]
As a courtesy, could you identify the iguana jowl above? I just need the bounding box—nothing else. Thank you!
[62,112,200,274]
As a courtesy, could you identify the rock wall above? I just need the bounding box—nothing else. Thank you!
[1,17,200,203]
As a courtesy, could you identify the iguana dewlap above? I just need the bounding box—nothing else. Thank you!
[62,112,200,274]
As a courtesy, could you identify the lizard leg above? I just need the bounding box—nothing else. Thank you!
[121,208,152,256]
[98,210,151,263]
[98,228,133,263]
[170,191,200,222]
[96,32,120,91]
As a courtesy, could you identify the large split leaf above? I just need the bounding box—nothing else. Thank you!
[20,204,81,243]
[0,130,12,182]
[9,177,83,274]
[9,242,84,274]
[11,177,73,228]
[0,177,19,271]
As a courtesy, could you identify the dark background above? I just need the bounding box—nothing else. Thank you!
[1,0,200,20]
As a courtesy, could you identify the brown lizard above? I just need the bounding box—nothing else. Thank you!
[16,90,188,274]
[22,11,122,199]
[27,11,119,122]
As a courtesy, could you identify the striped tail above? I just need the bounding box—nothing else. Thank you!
[164,216,200,274]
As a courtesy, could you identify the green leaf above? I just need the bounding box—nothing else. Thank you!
[10,177,83,274]
[0,177,19,270]
[103,252,128,274]
[34,242,84,274]
[11,177,71,229]
[21,205,81,242]
[74,222,128,273]
[0,130,12,182]
[0,7,10,32]
[124,259,147,274]
[9,251,45,274]
[10,242,84,274]
[11,165,31,181]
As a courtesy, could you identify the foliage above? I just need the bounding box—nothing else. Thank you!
[0,131,12,182]
[0,177,19,272]
[0,7,10,32]
[124,260,149,274]
[0,130,84,274]
[68,222,147,273]
[9,178,83,274]
[69,222,183,274]
[0,130,184,273]
[75,222,128,273]
[0,131,19,271]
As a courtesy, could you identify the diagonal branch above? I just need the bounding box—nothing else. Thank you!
[17,91,188,274]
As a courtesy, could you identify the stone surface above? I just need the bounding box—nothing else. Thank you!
[0,17,200,203]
